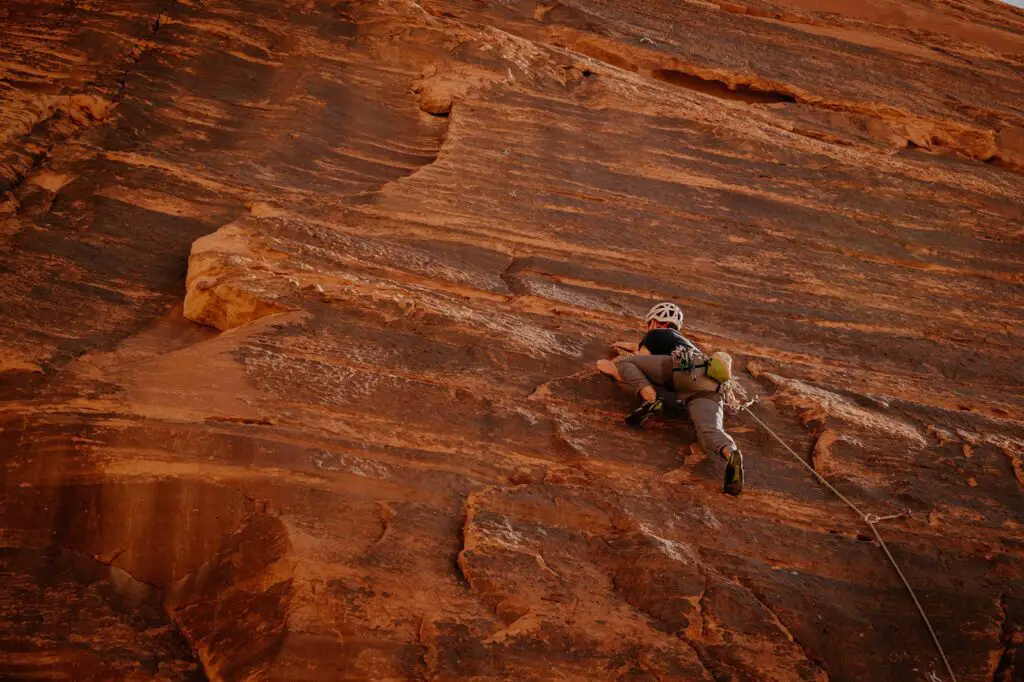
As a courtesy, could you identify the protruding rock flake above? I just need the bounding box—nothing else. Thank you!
[183,222,296,331]
[761,371,928,447]
[2,0,1023,680]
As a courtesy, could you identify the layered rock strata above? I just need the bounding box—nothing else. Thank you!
[1,0,1023,680]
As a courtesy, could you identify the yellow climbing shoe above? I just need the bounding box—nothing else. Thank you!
[724,449,744,496]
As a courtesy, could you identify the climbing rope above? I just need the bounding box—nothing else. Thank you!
[742,404,959,682]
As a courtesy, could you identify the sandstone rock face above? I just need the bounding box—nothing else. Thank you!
[1,0,1022,680]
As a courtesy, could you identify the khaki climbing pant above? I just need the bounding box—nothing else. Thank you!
[618,354,737,457]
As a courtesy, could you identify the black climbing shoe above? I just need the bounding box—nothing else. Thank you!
[723,449,744,496]
[655,386,683,418]
[625,397,663,427]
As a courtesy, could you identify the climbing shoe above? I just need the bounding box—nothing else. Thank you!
[625,397,663,427]
[723,449,744,496]
[655,386,684,418]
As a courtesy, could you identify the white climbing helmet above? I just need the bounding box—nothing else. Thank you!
[645,302,684,329]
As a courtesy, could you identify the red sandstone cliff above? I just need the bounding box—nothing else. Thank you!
[1,0,1023,680]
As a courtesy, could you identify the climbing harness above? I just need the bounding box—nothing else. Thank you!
[671,348,733,386]
[670,346,706,381]
[741,398,958,682]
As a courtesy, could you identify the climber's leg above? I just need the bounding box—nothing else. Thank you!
[687,396,743,495]
[618,354,672,399]
[686,396,736,458]
[619,354,674,426]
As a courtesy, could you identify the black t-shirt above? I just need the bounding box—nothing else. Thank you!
[639,328,697,356]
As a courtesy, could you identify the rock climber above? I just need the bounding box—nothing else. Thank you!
[599,302,745,496]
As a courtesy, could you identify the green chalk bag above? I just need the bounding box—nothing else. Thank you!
[705,352,733,384]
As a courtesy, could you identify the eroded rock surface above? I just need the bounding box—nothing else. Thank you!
[1,0,1022,680]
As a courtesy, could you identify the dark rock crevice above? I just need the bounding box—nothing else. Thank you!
[115,0,181,100]
[682,640,730,682]
[499,254,531,297]
[651,68,797,104]
[992,590,1018,682]
[0,0,181,210]
[75,545,213,682]
[0,543,208,681]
